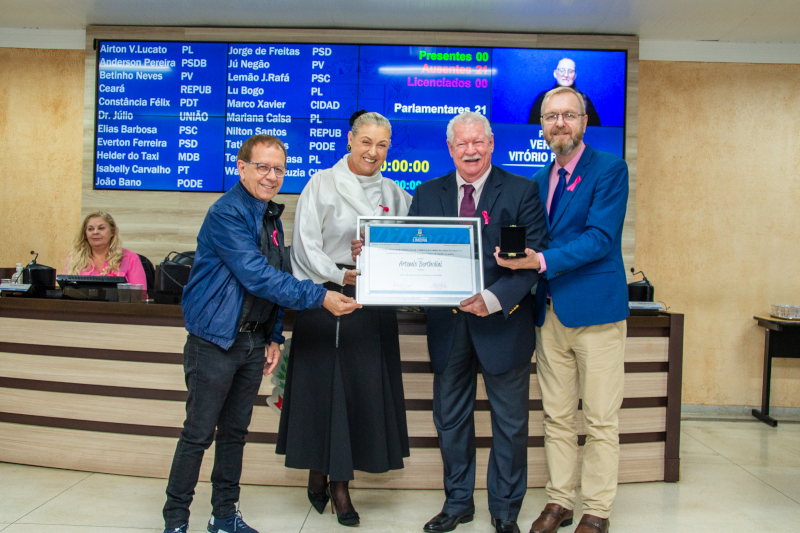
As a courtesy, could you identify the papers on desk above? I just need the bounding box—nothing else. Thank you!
[0,283,32,293]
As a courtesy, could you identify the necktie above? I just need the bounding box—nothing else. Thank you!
[460,184,475,218]
[549,168,567,225]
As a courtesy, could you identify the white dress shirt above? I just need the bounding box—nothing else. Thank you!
[455,167,502,315]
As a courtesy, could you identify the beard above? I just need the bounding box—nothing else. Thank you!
[545,126,585,156]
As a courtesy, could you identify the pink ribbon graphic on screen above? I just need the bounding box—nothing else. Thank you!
[566,176,582,192]
[482,211,490,224]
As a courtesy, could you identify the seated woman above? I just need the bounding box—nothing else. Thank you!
[63,211,147,289]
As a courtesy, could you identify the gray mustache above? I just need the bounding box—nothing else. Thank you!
[461,155,482,162]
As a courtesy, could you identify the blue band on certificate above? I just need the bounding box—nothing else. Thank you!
[369,226,471,244]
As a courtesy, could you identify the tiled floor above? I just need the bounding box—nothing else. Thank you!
[1,420,798,533]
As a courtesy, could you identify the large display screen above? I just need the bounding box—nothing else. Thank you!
[94,41,626,193]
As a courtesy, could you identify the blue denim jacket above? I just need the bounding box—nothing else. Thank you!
[182,181,327,350]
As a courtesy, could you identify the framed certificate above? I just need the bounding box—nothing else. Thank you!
[355,216,484,306]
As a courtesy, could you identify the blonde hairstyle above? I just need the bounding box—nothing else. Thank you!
[66,212,124,275]
[540,86,587,117]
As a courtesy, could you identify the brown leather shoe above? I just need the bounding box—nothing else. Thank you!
[529,504,574,533]
[574,514,609,533]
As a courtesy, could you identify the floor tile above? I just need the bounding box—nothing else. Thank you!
[597,462,800,533]
[0,464,90,523]
[682,420,800,467]
[17,472,173,529]
[300,488,446,533]
[5,420,800,533]
[2,526,161,533]
[741,465,800,504]
[299,488,553,533]
[678,430,730,464]
[16,471,309,532]
[228,485,312,533]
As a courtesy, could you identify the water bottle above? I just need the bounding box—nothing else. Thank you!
[12,263,23,284]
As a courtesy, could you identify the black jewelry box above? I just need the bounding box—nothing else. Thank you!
[498,225,527,259]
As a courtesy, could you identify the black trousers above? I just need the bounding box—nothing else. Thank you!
[162,330,266,528]
[433,313,531,521]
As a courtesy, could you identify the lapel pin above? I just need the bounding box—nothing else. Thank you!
[566,176,582,192]
[482,211,490,224]
[379,204,389,212]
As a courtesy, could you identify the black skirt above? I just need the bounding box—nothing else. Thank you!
[276,296,410,480]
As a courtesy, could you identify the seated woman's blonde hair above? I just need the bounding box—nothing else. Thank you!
[65,211,124,275]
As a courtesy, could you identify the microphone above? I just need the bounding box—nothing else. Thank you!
[630,267,648,282]
[26,250,39,268]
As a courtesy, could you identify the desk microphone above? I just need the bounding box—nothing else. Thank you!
[628,267,654,302]
[26,250,39,268]
[630,267,648,282]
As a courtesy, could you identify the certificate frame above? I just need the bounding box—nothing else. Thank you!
[355,216,484,306]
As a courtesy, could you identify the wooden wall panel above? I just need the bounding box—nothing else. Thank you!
[0,388,665,438]
[0,352,187,390]
[0,351,667,400]
[0,423,665,489]
[0,317,187,352]
[408,336,669,363]
[0,304,679,487]
[1,316,667,365]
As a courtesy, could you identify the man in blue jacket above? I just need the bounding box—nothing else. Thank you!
[496,87,629,533]
[162,135,360,533]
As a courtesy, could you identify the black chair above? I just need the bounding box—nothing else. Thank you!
[153,251,194,305]
[137,254,156,297]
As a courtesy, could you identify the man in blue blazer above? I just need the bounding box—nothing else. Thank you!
[496,87,628,533]
[411,112,549,533]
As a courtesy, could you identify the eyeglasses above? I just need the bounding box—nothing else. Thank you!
[541,113,585,124]
[243,161,287,178]
[555,68,576,76]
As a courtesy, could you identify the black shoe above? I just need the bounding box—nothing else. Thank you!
[326,484,359,527]
[423,512,474,533]
[308,485,329,514]
[491,518,520,533]
[307,470,329,514]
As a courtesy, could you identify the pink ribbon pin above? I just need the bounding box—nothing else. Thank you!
[566,176,582,192]
[482,211,490,224]
[379,204,389,212]
[272,230,279,246]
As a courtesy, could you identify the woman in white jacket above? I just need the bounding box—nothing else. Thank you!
[276,111,413,527]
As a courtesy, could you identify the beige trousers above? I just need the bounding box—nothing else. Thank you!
[535,306,626,518]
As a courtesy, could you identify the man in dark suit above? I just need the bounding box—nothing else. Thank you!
[496,87,629,533]
[411,112,549,533]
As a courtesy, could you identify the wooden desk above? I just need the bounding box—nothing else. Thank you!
[752,315,800,427]
[0,298,684,487]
